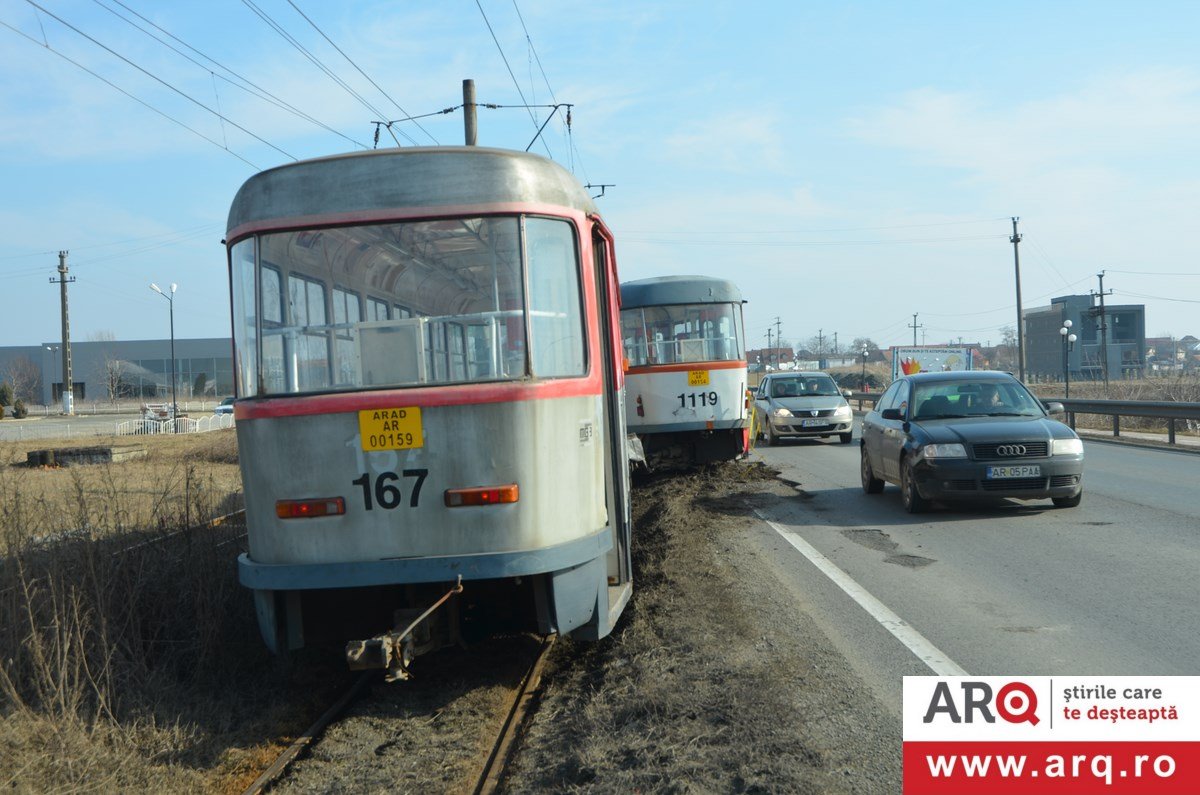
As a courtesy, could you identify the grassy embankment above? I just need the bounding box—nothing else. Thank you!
[0,430,346,793]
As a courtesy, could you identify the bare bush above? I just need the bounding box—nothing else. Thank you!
[0,433,340,791]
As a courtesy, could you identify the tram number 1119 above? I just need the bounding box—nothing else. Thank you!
[677,391,719,409]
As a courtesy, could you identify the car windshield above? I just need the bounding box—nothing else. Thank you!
[767,375,841,398]
[911,379,1043,419]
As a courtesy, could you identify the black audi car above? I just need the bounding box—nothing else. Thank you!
[859,371,1083,513]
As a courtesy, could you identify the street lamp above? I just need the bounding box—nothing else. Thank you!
[1059,320,1077,398]
[860,345,869,392]
[150,282,178,432]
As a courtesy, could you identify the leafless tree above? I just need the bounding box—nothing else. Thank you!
[3,356,42,403]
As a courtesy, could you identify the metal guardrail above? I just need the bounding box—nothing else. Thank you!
[843,392,1200,447]
[1055,398,1200,445]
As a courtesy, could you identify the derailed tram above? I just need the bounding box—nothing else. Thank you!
[620,276,750,466]
[225,147,632,679]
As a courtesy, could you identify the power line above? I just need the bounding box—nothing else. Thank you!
[21,0,295,160]
[94,0,369,150]
[474,0,552,158]
[1,17,262,169]
[620,217,1012,235]
[239,0,416,146]
[620,234,1009,247]
[1108,269,1200,277]
[511,0,580,171]
[284,0,438,145]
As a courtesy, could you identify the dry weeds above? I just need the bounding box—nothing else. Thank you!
[0,429,348,793]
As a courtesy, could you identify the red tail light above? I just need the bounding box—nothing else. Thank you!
[444,484,519,507]
[276,497,346,519]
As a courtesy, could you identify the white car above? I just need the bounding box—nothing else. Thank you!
[754,372,854,445]
[214,397,235,416]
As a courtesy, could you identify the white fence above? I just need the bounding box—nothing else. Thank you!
[114,414,235,436]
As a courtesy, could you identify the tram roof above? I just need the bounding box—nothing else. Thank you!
[620,276,743,308]
[227,147,597,235]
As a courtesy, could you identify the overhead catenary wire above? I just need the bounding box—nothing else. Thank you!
[20,0,296,161]
[239,0,416,146]
[1,17,262,169]
[474,0,552,158]
[92,0,370,150]
[284,0,438,145]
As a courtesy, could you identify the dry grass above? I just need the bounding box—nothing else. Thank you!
[1028,376,1200,436]
[0,429,347,793]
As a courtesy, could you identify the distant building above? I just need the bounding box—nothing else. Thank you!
[0,338,233,406]
[1024,295,1145,381]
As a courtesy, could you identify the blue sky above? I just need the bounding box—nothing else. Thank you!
[3,1,1199,352]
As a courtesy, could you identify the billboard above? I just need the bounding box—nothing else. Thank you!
[891,346,973,380]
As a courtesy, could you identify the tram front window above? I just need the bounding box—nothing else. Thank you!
[230,216,588,396]
[620,302,744,367]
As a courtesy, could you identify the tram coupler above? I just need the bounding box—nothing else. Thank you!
[344,576,464,682]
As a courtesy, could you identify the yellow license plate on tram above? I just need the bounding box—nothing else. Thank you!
[688,370,710,386]
[359,407,424,451]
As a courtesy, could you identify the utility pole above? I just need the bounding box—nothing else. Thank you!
[1092,270,1113,393]
[833,332,838,355]
[909,313,923,347]
[1010,217,1026,382]
[774,317,782,356]
[463,79,477,146]
[766,329,773,365]
[49,251,75,414]
[817,329,824,354]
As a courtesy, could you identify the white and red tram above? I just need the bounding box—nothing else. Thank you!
[225,147,632,675]
[619,276,750,466]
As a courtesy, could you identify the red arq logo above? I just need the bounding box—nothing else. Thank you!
[923,680,1040,725]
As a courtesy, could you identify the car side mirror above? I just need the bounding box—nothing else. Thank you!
[881,408,903,421]
[1044,401,1065,415]
[842,388,853,397]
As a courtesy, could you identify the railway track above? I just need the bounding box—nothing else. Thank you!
[239,634,556,795]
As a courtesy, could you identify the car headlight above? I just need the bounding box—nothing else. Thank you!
[1052,438,1084,456]
[772,407,793,418]
[921,443,967,459]
[834,404,852,417]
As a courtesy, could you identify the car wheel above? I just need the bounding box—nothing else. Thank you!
[839,432,853,444]
[1052,491,1082,508]
[861,446,884,494]
[765,422,778,446]
[900,457,930,513]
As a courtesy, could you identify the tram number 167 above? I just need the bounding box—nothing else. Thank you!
[677,391,719,409]
[352,469,429,510]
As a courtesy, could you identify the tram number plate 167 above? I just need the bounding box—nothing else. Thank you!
[687,370,710,386]
[358,407,424,451]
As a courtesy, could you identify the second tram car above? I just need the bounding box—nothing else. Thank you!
[620,276,749,466]
[226,147,632,678]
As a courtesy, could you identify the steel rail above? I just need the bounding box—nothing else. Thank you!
[472,634,556,795]
[239,671,375,795]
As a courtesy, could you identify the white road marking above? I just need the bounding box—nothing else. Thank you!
[751,506,968,677]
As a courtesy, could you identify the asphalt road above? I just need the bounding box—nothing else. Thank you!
[749,422,1200,717]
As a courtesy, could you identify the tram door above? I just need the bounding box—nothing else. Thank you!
[592,223,633,587]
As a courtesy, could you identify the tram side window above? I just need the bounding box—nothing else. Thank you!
[332,287,361,386]
[261,265,285,393]
[287,274,330,392]
[231,240,258,396]
[367,297,389,321]
[620,309,648,367]
[526,218,585,378]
